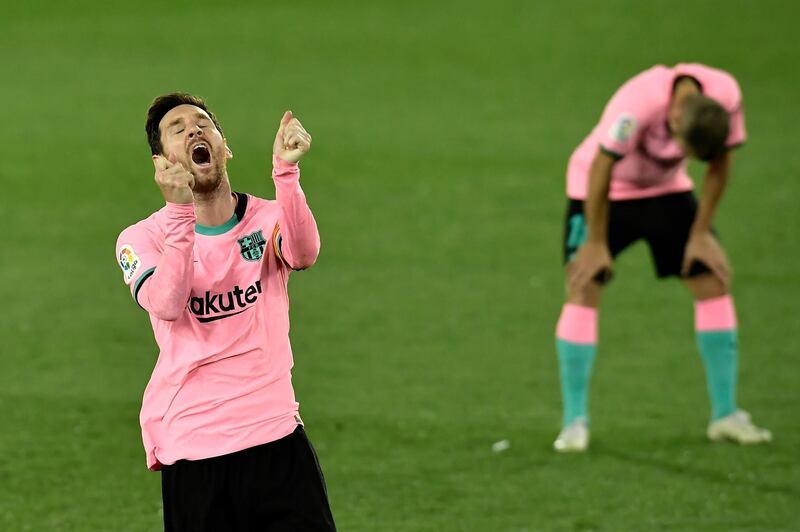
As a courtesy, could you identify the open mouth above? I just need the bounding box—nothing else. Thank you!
[191,143,212,166]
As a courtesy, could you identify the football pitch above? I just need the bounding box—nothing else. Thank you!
[1,1,798,530]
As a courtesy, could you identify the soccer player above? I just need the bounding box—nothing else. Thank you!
[116,93,336,530]
[553,64,772,452]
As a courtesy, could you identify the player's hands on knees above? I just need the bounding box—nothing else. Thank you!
[153,154,195,204]
[682,231,731,288]
[273,111,312,164]
[568,241,613,293]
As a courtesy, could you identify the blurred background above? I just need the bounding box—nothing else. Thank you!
[1,0,798,530]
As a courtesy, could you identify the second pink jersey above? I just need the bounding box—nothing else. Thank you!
[567,63,746,200]
[116,158,318,470]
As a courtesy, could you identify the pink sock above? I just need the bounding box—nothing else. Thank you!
[695,295,737,332]
[556,304,598,344]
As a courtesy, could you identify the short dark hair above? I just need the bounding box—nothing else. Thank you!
[145,93,224,155]
[681,95,730,161]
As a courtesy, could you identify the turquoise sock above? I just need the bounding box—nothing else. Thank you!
[556,339,596,426]
[696,330,738,420]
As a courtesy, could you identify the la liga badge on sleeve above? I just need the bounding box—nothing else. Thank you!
[118,244,141,285]
[608,113,637,144]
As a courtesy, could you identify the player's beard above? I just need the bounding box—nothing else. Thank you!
[190,146,227,198]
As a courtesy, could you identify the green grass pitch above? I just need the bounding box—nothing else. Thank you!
[1,1,798,530]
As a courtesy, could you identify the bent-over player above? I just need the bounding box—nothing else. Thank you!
[553,64,771,452]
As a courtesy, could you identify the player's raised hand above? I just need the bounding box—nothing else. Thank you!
[273,111,312,164]
[153,153,195,204]
[568,241,613,293]
[682,231,731,288]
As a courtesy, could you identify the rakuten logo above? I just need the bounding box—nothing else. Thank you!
[188,280,262,322]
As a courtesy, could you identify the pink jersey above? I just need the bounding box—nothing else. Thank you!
[116,156,319,470]
[567,63,746,200]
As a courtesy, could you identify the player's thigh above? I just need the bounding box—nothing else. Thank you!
[562,197,641,269]
[561,198,643,306]
[562,200,603,307]
[235,427,336,531]
[161,458,233,532]
[643,192,714,279]
[273,428,336,531]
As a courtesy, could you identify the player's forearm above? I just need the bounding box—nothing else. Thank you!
[584,151,614,243]
[138,203,196,321]
[272,155,320,270]
[692,151,731,234]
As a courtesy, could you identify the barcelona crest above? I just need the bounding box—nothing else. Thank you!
[237,229,266,262]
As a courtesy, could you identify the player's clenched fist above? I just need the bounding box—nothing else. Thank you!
[153,154,195,204]
[273,111,312,164]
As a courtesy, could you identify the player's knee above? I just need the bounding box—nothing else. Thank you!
[565,282,602,308]
[684,273,728,301]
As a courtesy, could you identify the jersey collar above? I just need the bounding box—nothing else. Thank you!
[194,192,248,236]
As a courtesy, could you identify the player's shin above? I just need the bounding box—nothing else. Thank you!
[555,304,598,427]
[695,295,738,420]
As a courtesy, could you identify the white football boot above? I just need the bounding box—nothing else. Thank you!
[553,417,589,453]
[707,410,772,444]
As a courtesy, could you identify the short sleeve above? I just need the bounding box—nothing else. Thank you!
[595,86,649,158]
[116,223,161,304]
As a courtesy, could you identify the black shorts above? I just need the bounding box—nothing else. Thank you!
[562,191,712,279]
[161,425,336,532]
